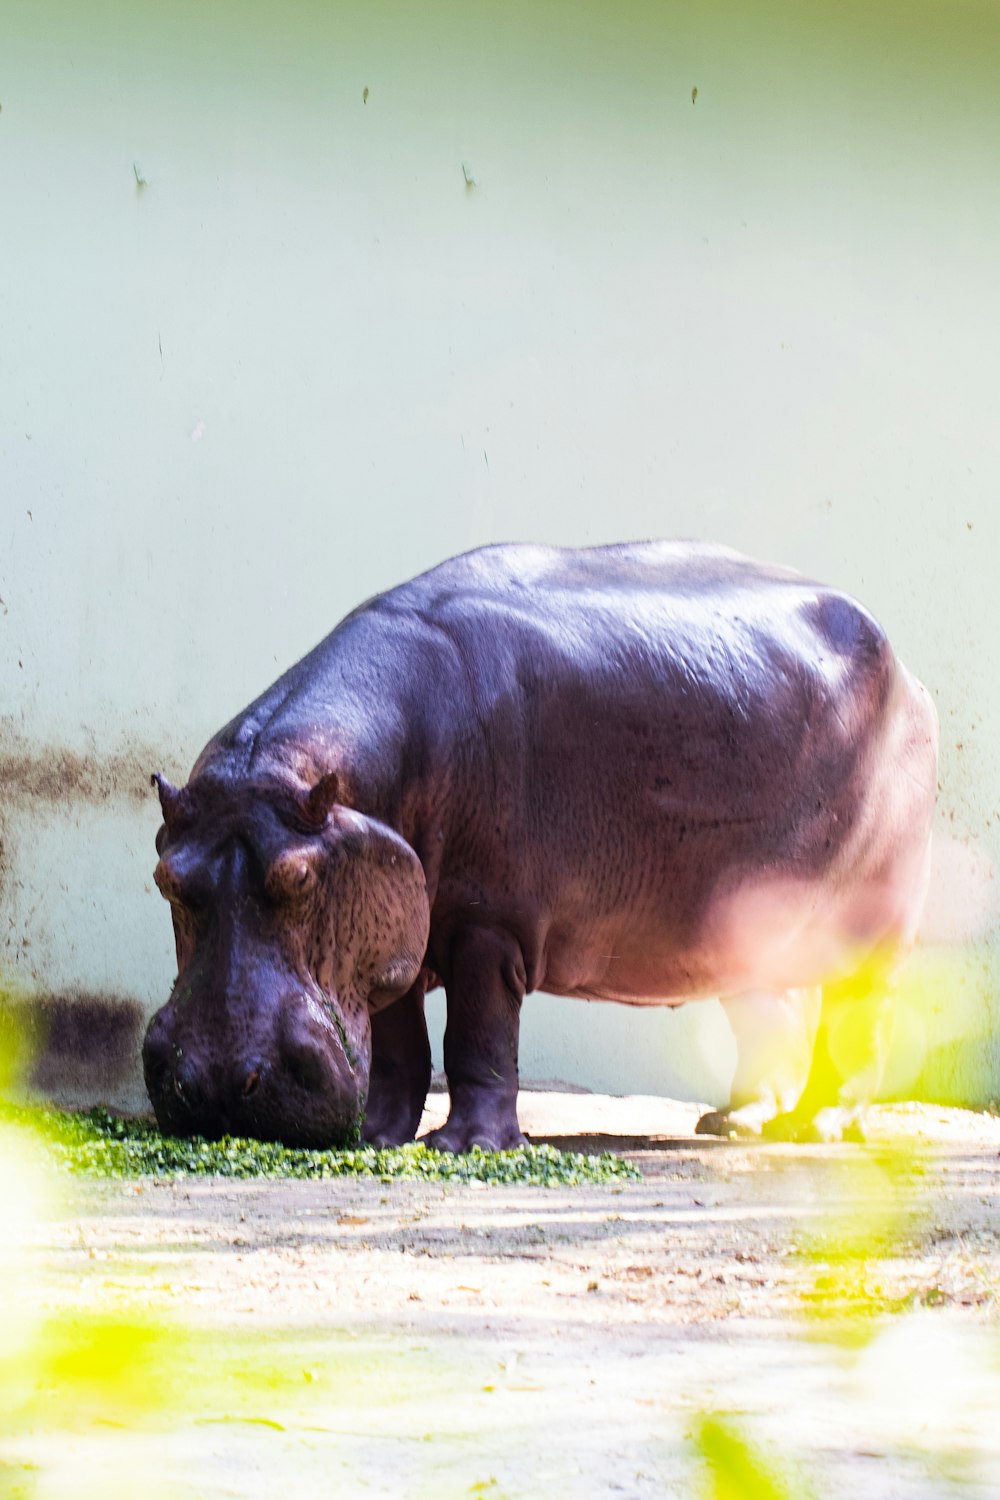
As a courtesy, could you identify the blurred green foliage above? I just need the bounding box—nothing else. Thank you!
[0,982,34,1098]
[690,1414,810,1500]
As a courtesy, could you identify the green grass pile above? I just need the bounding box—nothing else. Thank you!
[2,1104,639,1185]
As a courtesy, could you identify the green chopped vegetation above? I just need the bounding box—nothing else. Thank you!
[1,1104,639,1185]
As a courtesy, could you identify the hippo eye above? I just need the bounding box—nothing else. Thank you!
[153,858,185,905]
[265,854,317,904]
[153,858,207,915]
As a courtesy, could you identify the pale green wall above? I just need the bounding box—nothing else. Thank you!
[2,0,998,1107]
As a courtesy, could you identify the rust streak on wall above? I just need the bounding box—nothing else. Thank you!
[0,726,183,905]
[0,736,177,809]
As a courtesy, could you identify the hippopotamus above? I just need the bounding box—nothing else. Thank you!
[143,541,938,1151]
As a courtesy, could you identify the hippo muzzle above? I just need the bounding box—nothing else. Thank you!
[142,981,370,1148]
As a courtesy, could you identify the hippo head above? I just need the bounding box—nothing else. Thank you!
[142,769,430,1148]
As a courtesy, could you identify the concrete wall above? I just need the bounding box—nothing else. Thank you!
[2,0,998,1109]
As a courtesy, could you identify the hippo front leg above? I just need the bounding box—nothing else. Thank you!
[422,926,527,1153]
[362,980,432,1146]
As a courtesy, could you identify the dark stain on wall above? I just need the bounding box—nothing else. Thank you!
[1,992,147,1110]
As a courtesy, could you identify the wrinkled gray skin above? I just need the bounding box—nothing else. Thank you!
[144,542,938,1151]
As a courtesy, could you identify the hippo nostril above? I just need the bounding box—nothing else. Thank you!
[242,1068,261,1097]
[286,1047,325,1094]
[281,1029,337,1095]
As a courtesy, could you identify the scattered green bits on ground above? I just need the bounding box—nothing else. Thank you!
[1,1105,639,1185]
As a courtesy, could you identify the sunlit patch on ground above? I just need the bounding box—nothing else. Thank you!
[2,1007,999,1497]
[0,1104,996,1498]
[690,1125,1000,1498]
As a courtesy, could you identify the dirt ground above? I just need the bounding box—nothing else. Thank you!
[10,1093,1000,1500]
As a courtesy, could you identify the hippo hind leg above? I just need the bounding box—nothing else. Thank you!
[763,953,896,1144]
[361,981,432,1146]
[422,925,527,1153]
[697,988,822,1139]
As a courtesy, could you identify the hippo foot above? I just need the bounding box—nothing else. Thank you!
[695,1102,775,1139]
[762,1105,867,1145]
[421,1116,528,1154]
[360,1081,427,1147]
[362,1121,419,1147]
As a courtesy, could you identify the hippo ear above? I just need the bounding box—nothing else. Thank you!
[151,773,194,833]
[329,812,431,1004]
